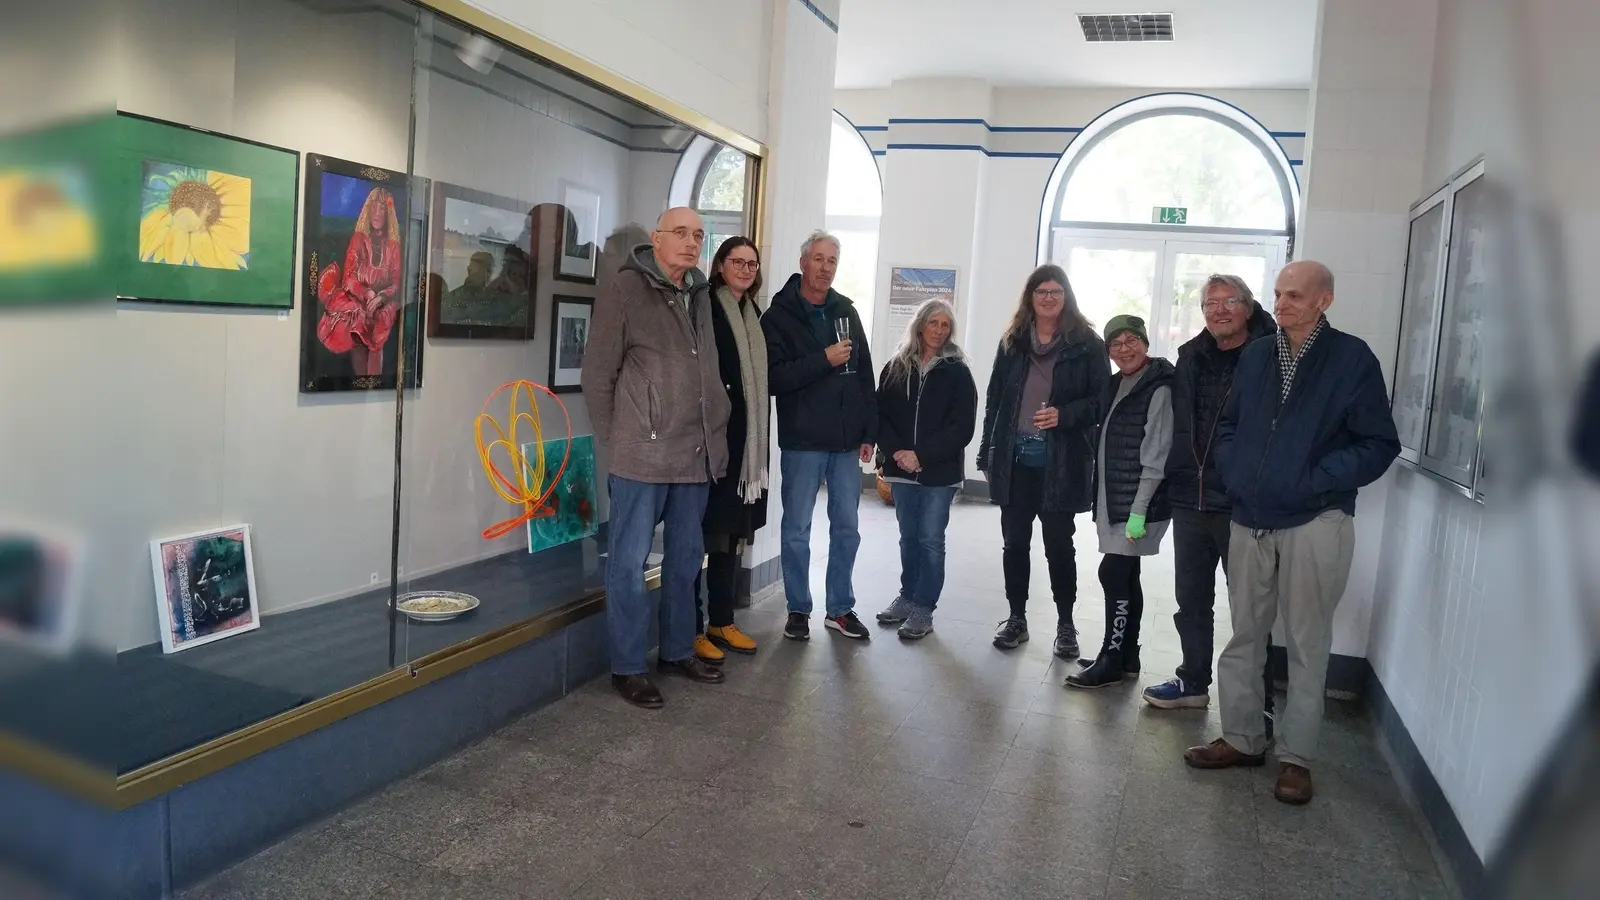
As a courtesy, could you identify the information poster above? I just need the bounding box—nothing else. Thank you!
[887,266,958,337]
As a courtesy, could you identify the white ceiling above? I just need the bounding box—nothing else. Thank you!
[834,0,1319,90]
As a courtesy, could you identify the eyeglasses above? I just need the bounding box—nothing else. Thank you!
[657,226,706,243]
[1033,288,1066,300]
[725,258,760,272]
[1108,336,1144,352]
[1202,296,1243,312]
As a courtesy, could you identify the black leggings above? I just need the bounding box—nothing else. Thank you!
[998,464,1078,623]
[1097,555,1143,663]
[693,550,738,633]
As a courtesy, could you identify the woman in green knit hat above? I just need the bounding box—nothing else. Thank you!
[1067,314,1176,689]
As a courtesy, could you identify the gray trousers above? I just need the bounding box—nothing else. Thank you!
[1217,510,1355,768]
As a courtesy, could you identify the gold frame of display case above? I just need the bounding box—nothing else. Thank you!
[3,0,771,813]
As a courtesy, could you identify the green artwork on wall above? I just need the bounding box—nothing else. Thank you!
[114,113,299,308]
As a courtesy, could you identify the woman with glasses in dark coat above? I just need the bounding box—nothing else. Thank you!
[692,237,770,663]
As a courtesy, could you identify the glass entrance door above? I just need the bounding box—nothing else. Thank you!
[1052,229,1286,359]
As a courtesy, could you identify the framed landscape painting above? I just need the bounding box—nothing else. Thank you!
[426,182,535,340]
[149,524,260,654]
[300,153,422,392]
[115,112,298,308]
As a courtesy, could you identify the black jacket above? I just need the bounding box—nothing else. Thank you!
[1216,322,1401,530]
[1165,306,1277,513]
[1575,350,1600,480]
[1095,357,1176,525]
[876,352,979,488]
[978,329,1107,512]
[763,274,877,451]
[702,291,769,539]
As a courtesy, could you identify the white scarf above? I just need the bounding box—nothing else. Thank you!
[715,286,769,502]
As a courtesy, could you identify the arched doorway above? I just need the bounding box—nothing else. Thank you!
[825,110,883,337]
[1039,94,1300,359]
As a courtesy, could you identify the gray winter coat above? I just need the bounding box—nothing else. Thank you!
[581,244,731,483]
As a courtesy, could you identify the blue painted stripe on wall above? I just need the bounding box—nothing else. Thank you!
[871,150,886,156]
[1271,130,1308,138]
[884,143,1064,159]
[798,0,839,32]
[1289,159,1304,165]
[882,118,1085,134]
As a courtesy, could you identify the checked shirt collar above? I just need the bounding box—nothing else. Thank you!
[1275,314,1328,407]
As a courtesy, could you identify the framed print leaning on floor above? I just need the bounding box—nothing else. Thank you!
[116,112,299,308]
[149,524,260,654]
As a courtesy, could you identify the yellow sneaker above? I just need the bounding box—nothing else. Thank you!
[693,633,724,663]
[707,624,758,655]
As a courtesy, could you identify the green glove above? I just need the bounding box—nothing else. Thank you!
[1125,513,1147,541]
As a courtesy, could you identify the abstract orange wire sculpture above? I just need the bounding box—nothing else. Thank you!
[474,380,573,541]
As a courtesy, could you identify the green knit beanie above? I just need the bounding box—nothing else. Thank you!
[1103,314,1149,346]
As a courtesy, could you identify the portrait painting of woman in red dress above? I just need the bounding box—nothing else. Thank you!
[299,154,421,392]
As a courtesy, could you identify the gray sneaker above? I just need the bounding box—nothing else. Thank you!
[897,608,934,640]
[876,594,914,625]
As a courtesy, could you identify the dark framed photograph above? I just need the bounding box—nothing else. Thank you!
[149,524,260,654]
[426,182,535,340]
[548,295,593,393]
[554,179,600,284]
[117,111,300,309]
[299,153,422,392]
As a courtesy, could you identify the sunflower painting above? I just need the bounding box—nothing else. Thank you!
[139,162,252,270]
[114,113,297,308]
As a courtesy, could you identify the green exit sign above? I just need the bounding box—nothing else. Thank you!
[1153,206,1188,225]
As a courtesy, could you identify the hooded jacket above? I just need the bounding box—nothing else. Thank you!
[762,273,878,451]
[580,244,731,483]
[1216,321,1401,529]
[1165,304,1277,513]
[876,347,979,488]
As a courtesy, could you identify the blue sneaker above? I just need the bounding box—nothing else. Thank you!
[1142,678,1210,709]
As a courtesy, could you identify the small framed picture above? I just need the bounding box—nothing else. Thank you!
[549,295,594,393]
[149,524,261,654]
[555,180,600,284]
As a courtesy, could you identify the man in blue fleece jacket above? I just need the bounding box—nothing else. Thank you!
[1183,260,1400,805]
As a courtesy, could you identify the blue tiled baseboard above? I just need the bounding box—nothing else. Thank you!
[1367,673,1485,899]
[0,593,644,900]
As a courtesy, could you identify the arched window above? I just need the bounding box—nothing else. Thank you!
[825,111,882,337]
[1039,94,1299,359]
[671,136,754,271]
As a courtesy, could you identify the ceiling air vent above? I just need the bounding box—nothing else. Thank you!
[1078,13,1175,42]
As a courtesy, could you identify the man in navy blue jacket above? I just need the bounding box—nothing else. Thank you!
[1183,260,1400,805]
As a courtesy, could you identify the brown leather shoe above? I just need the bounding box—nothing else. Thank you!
[611,674,664,709]
[1273,762,1314,804]
[1183,737,1267,769]
[657,657,725,684]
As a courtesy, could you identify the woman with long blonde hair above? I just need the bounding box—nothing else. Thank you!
[873,299,977,639]
[316,187,404,378]
[977,264,1106,657]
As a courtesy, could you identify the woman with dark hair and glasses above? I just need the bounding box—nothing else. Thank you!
[978,264,1106,657]
[692,237,770,663]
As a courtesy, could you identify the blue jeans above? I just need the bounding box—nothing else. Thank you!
[779,450,861,617]
[891,483,958,611]
[605,475,710,676]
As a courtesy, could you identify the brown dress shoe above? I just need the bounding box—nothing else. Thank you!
[1183,737,1267,769]
[1273,762,1314,804]
[657,657,725,684]
[612,674,664,709]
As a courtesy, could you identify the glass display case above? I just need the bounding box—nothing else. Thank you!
[0,0,759,791]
